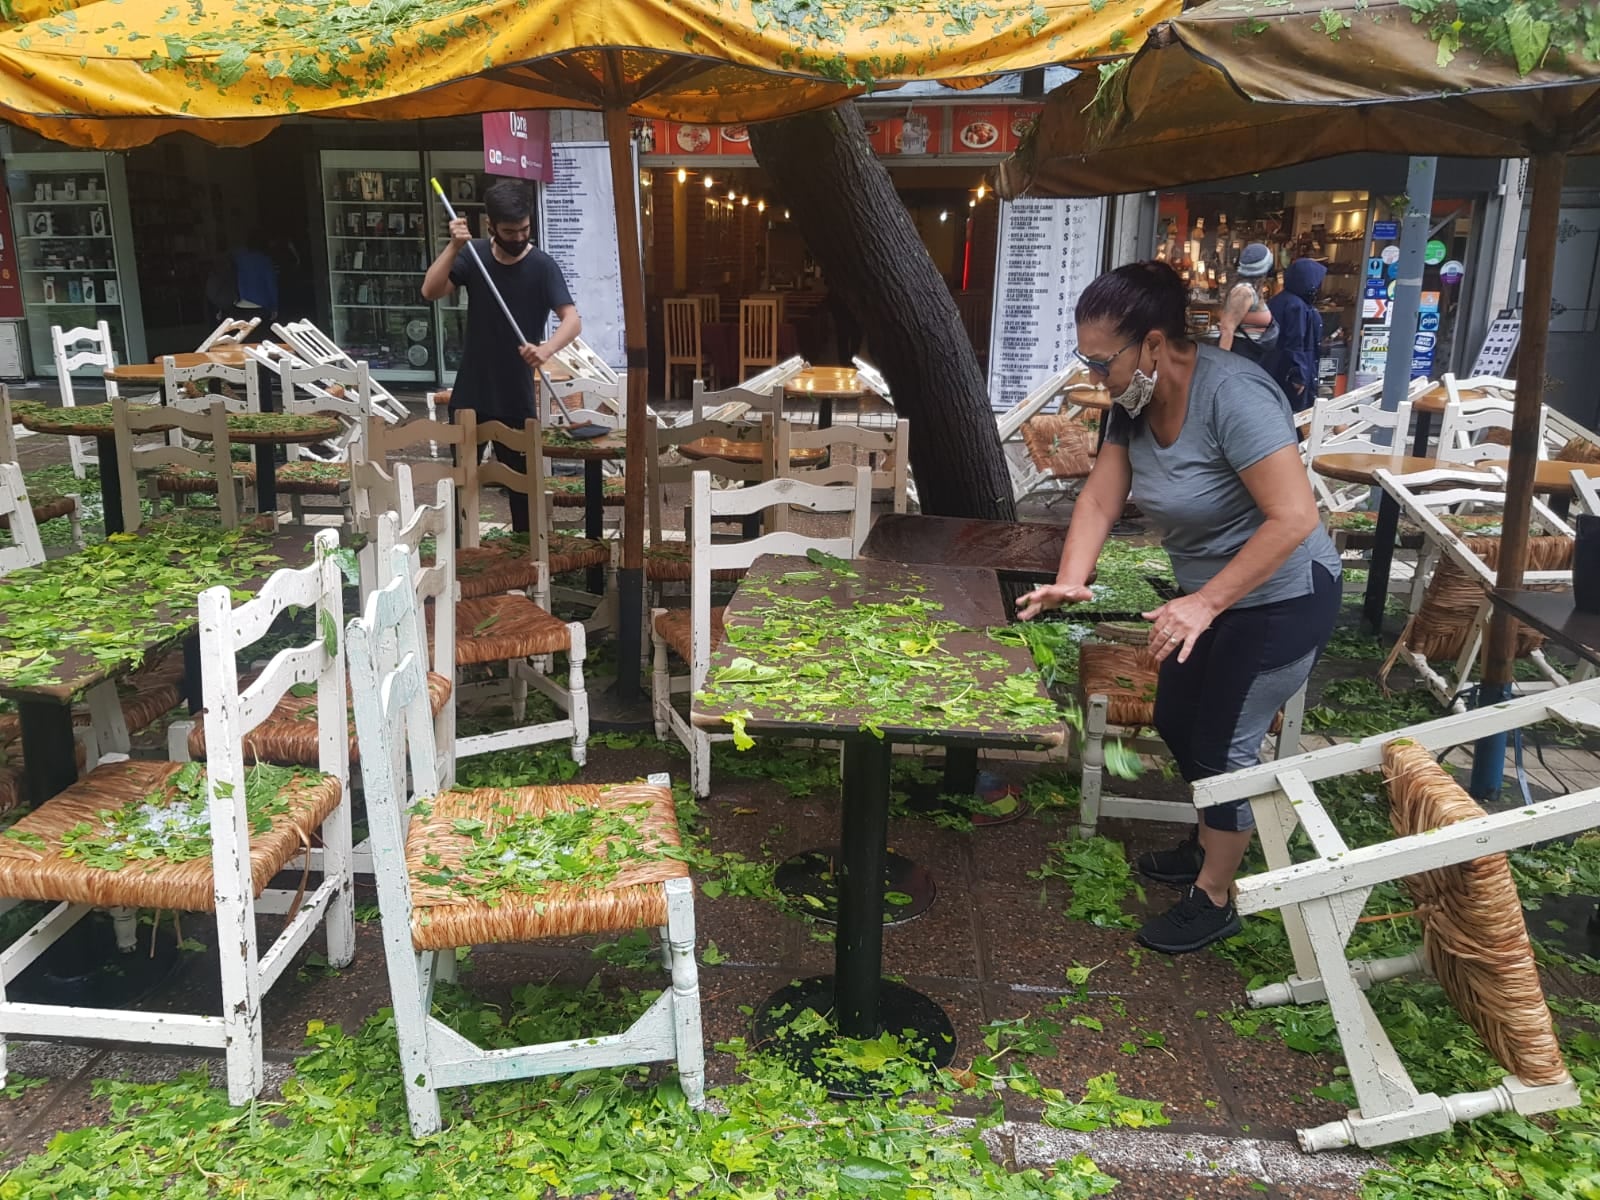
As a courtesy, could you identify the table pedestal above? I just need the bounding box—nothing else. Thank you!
[16,699,78,808]
[774,849,935,924]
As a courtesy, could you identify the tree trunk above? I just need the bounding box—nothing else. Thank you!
[750,104,1017,521]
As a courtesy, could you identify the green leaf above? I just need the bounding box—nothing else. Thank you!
[713,656,781,684]
[1504,3,1550,74]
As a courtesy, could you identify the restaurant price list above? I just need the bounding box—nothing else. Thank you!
[987,197,1105,411]
[538,142,627,371]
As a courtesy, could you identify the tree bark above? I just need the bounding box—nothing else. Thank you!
[750,104,1018,521]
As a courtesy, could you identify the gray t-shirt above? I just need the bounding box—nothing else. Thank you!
[1104,345,1340,609]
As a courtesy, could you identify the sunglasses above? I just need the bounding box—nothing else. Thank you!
[1072,337,1141,377]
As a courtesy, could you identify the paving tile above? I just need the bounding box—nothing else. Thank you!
[1197,1016,1348,1138]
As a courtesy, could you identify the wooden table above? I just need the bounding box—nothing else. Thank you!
[0,524,312,806]
[17,405,342,533]
[1490,588,1600,668]
[782,366,873,429]
[1311,453,1600,498]
[677,436,827,469]
[861,513,1071,580]
[692,554,1062,1085]
[101,344,287,386]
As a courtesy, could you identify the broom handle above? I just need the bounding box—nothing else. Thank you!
[429,178,569,424]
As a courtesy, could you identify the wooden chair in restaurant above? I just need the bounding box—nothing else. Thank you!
[112,396,240,532]
[272,318,411,425]
[0,386,82,547]
[687,292,721,324]
[347,541,703,1137]
[738,298,780,382]
[663,297,709,399]
[644,416,775,586]
[195,315,260,351]
[49,321,119,479]
[651,467,872,797]
[0,530,354,1105]
[771,417,911,521]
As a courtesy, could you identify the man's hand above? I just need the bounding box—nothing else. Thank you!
[519,343,554,367]
[448,216,471,248]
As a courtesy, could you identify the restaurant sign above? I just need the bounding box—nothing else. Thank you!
[640,103,1041,159]
[482,111,553,183]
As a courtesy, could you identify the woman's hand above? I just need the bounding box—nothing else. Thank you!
[1016,582,1093,621]
[1143,593,1219,664]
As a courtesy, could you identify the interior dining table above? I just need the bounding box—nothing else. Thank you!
[782,366,877,429]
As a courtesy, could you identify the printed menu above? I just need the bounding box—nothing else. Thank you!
[539,142,628,371]
[987,196,1106,411]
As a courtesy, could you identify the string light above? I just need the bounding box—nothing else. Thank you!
[757,199,766,213]
[728,189,737,201]
[740,195,749,207]
[677,167,687,184]
[939,210,949,223]
[969,198,977,208]
[976,182,987,200]
[784,209,791,220]
[704,176,714,189]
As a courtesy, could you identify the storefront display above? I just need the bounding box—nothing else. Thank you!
[425,151,497,383]
[6,151,145,374]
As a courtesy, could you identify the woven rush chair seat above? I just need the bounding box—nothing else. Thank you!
[452,594,573,665]
[1078,624,1160,728]
[276,461,349,496]
[1382,740,1570,1086]
[1021,414,1097,481]
[1554,435,1600,464]
[186,672,453,765]
[0,486,78,528]
[405,781,688,952]
[111,652,188,734]
[652,606,726,664]
[547,474,625,507]
[155,462,258,496]
[455,544,542,600]
[549,533,610,574]
[0,759,341,911]
[644,542,746,583]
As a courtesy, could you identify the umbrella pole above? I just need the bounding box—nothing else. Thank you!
[1470,147,1566,798]
[605,106,648,712]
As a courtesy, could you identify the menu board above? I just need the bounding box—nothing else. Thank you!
[986,196,1106,412]
[539,142,627,371]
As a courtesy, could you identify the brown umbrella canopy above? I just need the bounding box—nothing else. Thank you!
[1000,0,1600,199]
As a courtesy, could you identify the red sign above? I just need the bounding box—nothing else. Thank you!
[641,103,1036,159]
[482,111,553,183]
[0,180,21,320]
[950,107,1008,155]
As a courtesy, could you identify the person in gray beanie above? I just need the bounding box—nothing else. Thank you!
[1217,242,1279,366]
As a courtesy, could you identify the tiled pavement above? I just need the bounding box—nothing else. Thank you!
[5,390,1600,1197]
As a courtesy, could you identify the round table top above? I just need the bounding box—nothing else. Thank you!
[103,345,278,384]
[1409,383,1496,416]
[17,403,341,444]
[540,430,627,460]
[1311,452,1600,496]
[1064,385,1113,412]
[678,437,828,467]
[782,366,871,399]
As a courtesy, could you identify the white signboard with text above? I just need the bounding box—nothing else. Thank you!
[986,196,1106,412]
[539,142,626,371]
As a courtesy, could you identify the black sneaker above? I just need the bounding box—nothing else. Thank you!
[1134,832,1204,885]
[1137,886,1242,954]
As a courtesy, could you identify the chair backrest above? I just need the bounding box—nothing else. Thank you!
[684,467,872,690]
[162,356,261,414]
[1437,396,1544,464]
[51,321,118,408]
[646,415,774,544]
[1442,372,1516,404]
[277,357,374,462]
[663,299,702,363]
[774,417,910,517]
[851,357,891,403]
[113,396,238,531]
[273,318,409,424]
[996,363,1091,442]
[468,418,552,584]
[1308,398,1414,460]
[1375,465,1574,589]
[196,316,260,352]
[739,299,780,379]
[198,528,348,848]
[0,384,18,464]
[552,336,621,387]
[1572,467,1600,517]
[0,462,45,576]
[357,413,474,536]
[751,291,787,323]
[688,293,721,324]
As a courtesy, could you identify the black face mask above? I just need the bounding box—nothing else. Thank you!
[493,234,529,257]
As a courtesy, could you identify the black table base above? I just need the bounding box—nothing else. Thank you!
[95,433,122,536]
[16,699,77,809]
[7,910,185,1008]
[753,974,955,1097]
[774,849,936,924]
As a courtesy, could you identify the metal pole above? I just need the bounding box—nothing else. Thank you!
[1470,147,1567,799]
[1362,156,1437,633]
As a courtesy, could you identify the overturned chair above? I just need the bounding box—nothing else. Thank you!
[1193,680,1600,1152]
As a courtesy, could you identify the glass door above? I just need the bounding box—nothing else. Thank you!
[318,149,433,382]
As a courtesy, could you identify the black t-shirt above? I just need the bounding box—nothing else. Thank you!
[447,240,574,421]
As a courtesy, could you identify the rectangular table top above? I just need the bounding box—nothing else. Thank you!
[1490,588,1600,667]
[860,513,1071,579]
[0,522,317,705]
[691,553,1064,747]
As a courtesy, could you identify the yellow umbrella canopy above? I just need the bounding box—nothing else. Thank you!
[0,0,1171,144]
[1003,0,1600,735]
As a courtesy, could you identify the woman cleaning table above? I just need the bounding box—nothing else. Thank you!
[1017,261,1341,954]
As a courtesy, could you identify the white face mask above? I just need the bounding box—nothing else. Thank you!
[1113,366,1158,417]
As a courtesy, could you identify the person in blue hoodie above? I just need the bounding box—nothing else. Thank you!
[1264,257,1326,412]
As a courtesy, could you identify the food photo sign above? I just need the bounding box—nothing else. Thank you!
[640,104,1039,160]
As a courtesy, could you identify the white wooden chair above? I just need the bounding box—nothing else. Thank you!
[1374,466,1573,709]
[0,529,354,1105]
[996,364,1103,504]
[0,462,44,577]
[689,358,807,425]
[772,417,910,520]
[50,321,119,479]
[272,319,409,425]
[1437,395,1546,464]
[378,469,589,767]
[0,386,81,548]
[348,546,703,1137]
[112,396,239,532]
[1192,681,1600,1152]
[651,467,872,797]
[645,416,777,587]
[271,357,375,526]
[195,316,260,351]
[161,355,261,414]
[1305,394,1415,513]
[1571,466,1600,515]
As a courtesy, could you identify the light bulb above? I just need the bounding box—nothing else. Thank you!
[757,200,766,213]
[939,211,949,222]
[784,209,791,220]
[969,198,977,208]
[976,183,987,199]
[741,195,749,207]
[704,176,714,189]
[677,167,687,184]
[728,189,737,201]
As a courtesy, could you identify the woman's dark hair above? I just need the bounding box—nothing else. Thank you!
[1075,260,1189,343]
[484,179,534,226]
